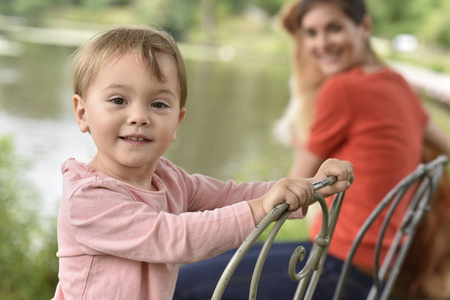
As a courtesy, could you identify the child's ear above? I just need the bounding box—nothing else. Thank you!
[172,108,186,141]
[73,94,89,133]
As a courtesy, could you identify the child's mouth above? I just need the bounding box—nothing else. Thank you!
[122,137,146,141]
[120,136,151,143]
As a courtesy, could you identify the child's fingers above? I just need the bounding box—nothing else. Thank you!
[283,191,299,211]
[337,161,353,181]
[323,159,353,181]
[253,179,315,223]
[317,178,351,197]
[328,181,351,193]
[312,159,354,198]
[285,181,314,211]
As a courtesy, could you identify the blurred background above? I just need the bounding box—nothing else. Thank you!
[0,0,449,298]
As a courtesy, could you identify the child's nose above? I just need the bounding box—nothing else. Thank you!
[128,108,150,126]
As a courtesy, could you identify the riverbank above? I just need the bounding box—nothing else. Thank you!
[1,17,449,109]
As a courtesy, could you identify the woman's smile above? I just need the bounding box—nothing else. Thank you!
[301,2,369,76]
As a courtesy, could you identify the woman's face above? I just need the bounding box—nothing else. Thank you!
[300,2,370,76]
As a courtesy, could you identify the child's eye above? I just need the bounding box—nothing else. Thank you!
[110,97,127,105]
[151,101,168,109]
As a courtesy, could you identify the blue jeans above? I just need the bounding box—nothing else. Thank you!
[173,242,373,300]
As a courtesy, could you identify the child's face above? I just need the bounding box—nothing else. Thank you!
[74,52,185,176]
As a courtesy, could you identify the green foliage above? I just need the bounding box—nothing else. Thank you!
[79,0,111,11]
[156,0,202,40]
[0,0,15,15]
[249,0,285,15]
[257,219,309,243]
[367,0,421,37]
[367,0,450,47]
[0,136,58,299]
[420,1,450,48]
[2,0,450,47]
[10,0,54,25]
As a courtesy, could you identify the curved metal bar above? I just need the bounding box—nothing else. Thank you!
[293,186,348,300]
[333,167,428,300]
[333,154,448,300]
[211,176,344,300]
[371,177,418,297]
[371,178,434,299]
[211,202,288,300]
[368,156,447,300]
[288,193,329,282]
[249,209,291,299]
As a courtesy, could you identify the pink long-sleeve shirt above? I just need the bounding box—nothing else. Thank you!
[54,157,299,299]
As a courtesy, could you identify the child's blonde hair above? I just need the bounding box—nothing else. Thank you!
[72,25,188,108]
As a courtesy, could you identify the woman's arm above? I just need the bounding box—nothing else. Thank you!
[290,146,324,179]
[424,119,450,157]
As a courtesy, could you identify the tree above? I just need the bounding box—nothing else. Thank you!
[367,0,450,48]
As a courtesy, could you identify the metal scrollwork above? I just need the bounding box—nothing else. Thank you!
[212,176,350,300]
[333,154,448,300]
[212,155,448,300]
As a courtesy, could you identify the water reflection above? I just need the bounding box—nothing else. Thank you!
[172,59,293,181]
[0,41,294,216]
[0,43,74,119]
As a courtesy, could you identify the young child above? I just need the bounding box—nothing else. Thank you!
[53,25,353,299]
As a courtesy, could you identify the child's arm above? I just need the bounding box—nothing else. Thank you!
[248,158,353,224]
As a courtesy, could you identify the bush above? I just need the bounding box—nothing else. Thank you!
[0,135,58,299]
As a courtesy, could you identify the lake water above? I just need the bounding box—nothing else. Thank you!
[0,38,294,218]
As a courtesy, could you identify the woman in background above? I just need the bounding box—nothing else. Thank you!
[278,0,450,298]
[174,0,450,298]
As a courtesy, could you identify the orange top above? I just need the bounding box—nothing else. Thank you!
[307,66,428,268]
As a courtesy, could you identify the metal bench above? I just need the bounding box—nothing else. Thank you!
[211,154,448,300]
[334,154,448,300]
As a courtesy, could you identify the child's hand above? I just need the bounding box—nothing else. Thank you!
[248,178,314,224]
[312,158,353,198]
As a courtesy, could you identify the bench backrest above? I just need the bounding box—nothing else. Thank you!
[211,154,448,300]
[333,154,448,300]
[211,176,350,300]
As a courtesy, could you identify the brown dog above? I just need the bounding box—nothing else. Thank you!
[392,143,450,299]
